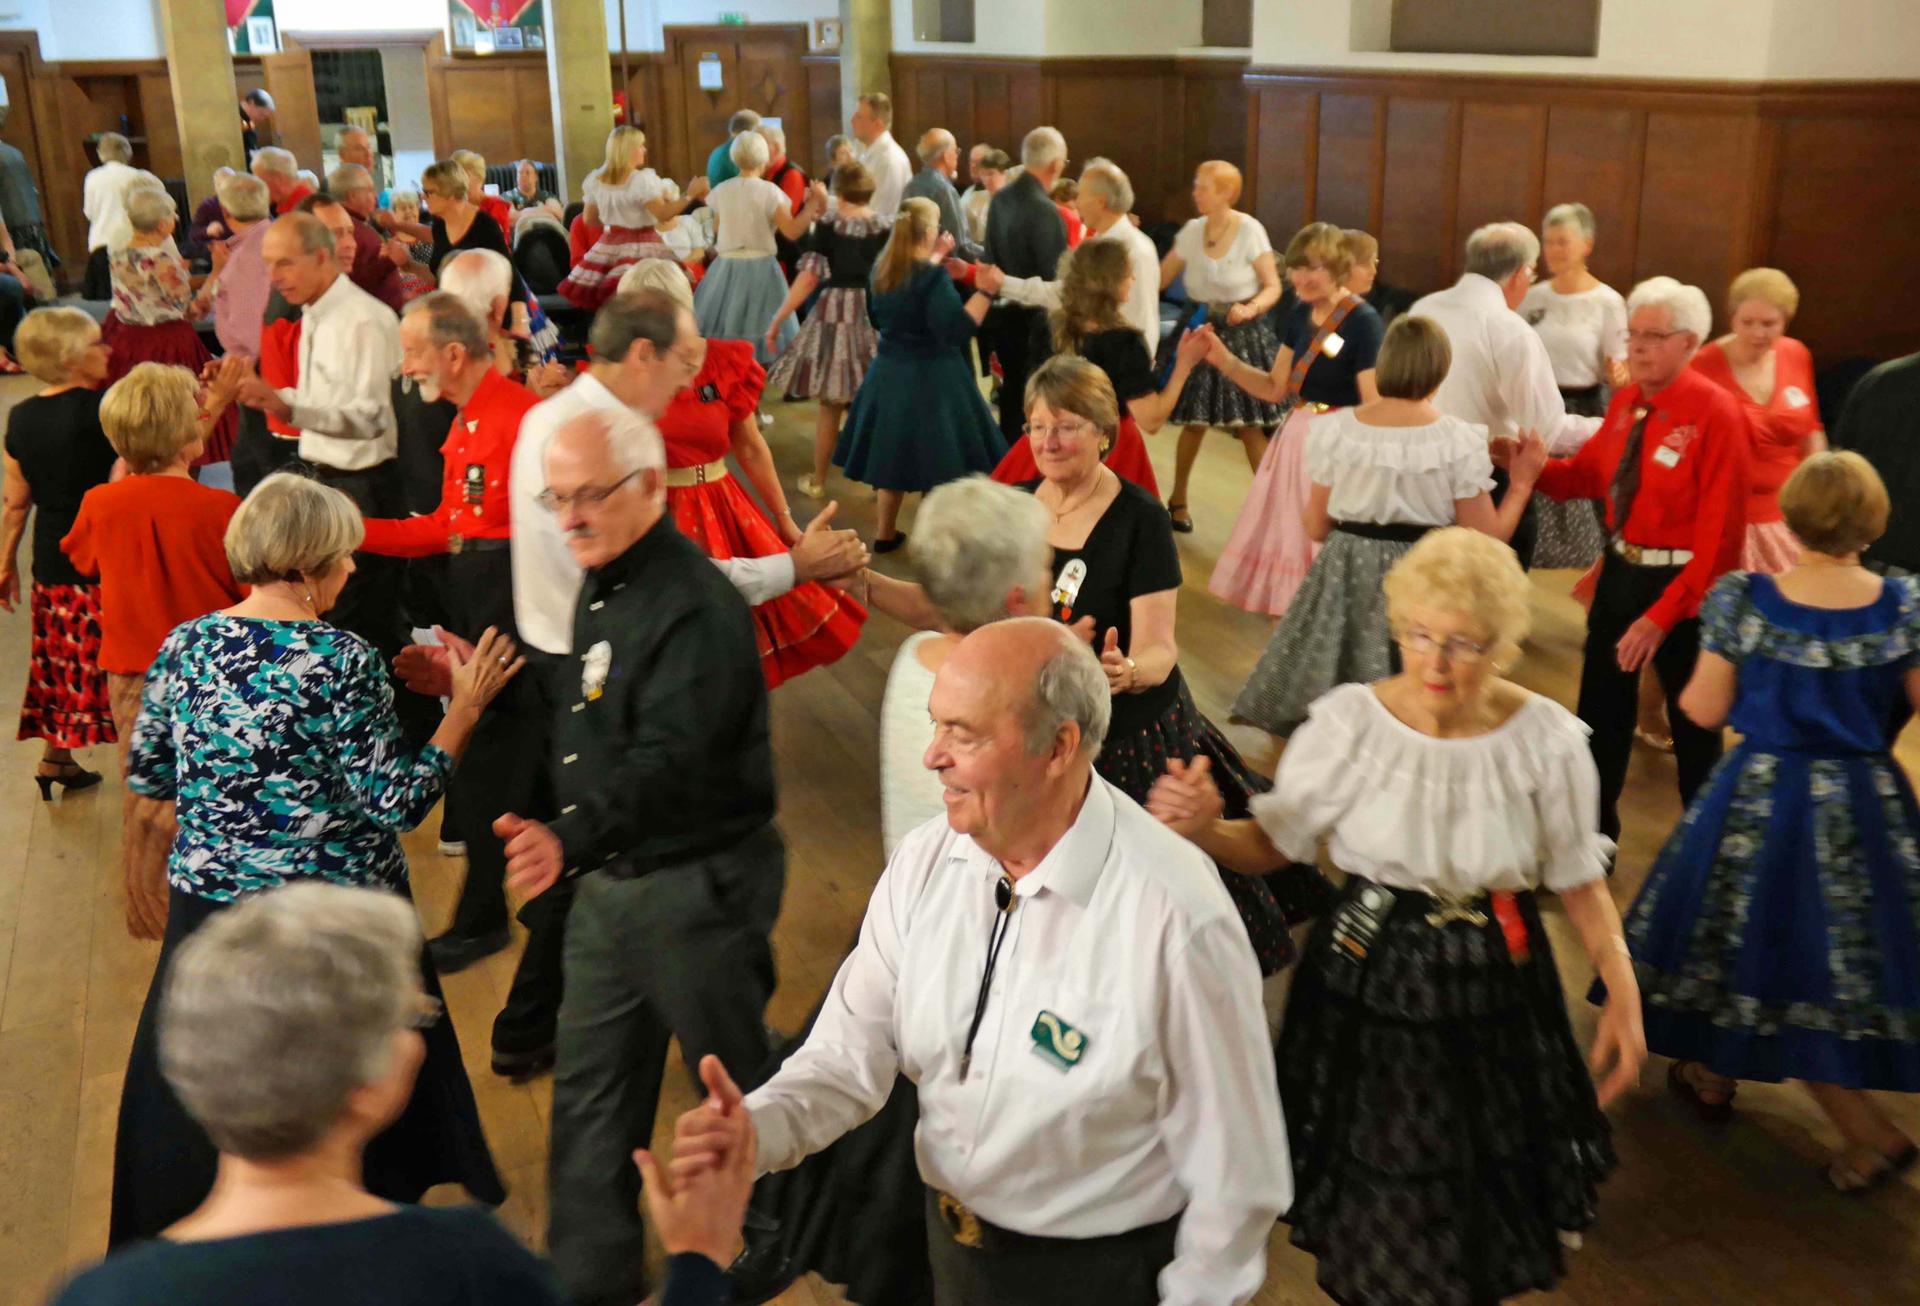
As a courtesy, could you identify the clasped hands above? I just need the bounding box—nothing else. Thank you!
[1484,428,1551,486]
[641,1054,757,1268]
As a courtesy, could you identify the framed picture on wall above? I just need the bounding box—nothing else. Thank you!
[813,18,842,50]
[246,17,279,52]
[447,0,544,54]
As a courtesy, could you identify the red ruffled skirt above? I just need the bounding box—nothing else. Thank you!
[100,313,235,465]
[19,582,116,748]
[991,414,1160,497]
[667,474,867,689]
[557,225,670,310]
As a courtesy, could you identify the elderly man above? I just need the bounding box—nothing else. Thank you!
[982,126,1070,442]
[978,159,1159,346]
[1832,349,1920,577]
[674,617,1291,1305]
[850,93,911,217]
[208,172,273,363]
[903,128,982,261]
[336,124,376,172]
[707,108,762,188]
[323,167,407,311]
[1526,276,1749,840]
[251,146,312,214]
[496,402,788,1306]
[81,131,161,299]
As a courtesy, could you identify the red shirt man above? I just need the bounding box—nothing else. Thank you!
[361,366,537,557]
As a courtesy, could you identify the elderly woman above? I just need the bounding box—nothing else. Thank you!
[1150,527,1642,1306]
[1156,160,1284,532]
[1690,267,1823,573]
[1619,452,1920,1190]
[1518,202,1628,569]
[1,308,119,796]
[509,158,561,218]
[450,148,513,241]
[1208,221,1384,614]
[109,473,521,1245]
[414,159,508,271]
[1343,228,1415,325]
[693,128,820,365]
[561,126,709,310]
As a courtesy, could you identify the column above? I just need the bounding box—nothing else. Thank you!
[545,0,616,201]
[156,0,244,209]
[840,0,894,124]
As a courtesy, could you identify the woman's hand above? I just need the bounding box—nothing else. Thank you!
[1175,325,1214,371]
[1509,429,1549,486]
[1590,988,1647,1107]
[1098,628,1136,693]
[763,317,786,357]
[1146,756,1224,839]
[686,176,712,202]
[0,564,17,612]
[775,511,803,547]
[446,626,524,714]
[124,796,175,940]
[1204,331,1234,369]
[972,264,1005,296]
[1226,302,1255,327]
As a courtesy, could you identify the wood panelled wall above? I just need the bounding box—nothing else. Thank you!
[426,35,555,165]
[1244,67,1920,363]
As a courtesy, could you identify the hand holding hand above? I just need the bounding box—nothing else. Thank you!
[1487,436,1517,470]
[788,502,869,582]
[1145,756,1224,839]
[394,642,454,699]
[499,813,564,898]
[972,264,1005,296]
[670,1057,754,1169]
[1098,627,1135,693]
[687,176,712,202]
[1615,616,1667,673]
[382,237,413,269]
[1510,429,1549,485]
[235,375,292,421]
[1175,326,1213,371]
[447,626,525,713]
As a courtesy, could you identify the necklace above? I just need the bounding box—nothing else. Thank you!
[1202,212,1234,252]
[1043,474,1103,521]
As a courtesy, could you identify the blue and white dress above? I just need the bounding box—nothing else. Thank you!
[1621,571,1920,1091]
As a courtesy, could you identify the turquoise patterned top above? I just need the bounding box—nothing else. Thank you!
[129,615,453,901]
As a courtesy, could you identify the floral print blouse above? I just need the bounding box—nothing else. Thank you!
[109,243,194,326]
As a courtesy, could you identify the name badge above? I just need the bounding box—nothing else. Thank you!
[1321,331,1345,358]
[1030,1010,1087,1072]
[1051,558,1087,621]
[1652,445,1681,468]
[698,382,721,403]
[1783,385,1810,409]
[463,462,486,507]
[581,640,612,702]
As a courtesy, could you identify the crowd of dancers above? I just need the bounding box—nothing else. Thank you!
[8,92,1919,1306]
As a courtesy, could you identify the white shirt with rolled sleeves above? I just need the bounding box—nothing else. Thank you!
[745,777,1291,1306]
[858,130,913,219]
[996,214,1164,349]
[82,160,161,252]
[277,274,400,471]
[1410,273,1604,457]
[507,371,796,655]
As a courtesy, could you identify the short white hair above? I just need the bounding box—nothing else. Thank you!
[1462,221,1540,282]
[1077,161,1132,215]
[1543,202,1595,242]
[1021,126,1067,171]
[567,407,665,478]
[97,132,133,164]
[251,146,298,180]
[327,163,373,195]
[216,171,271,222]
[914,477,1052,634]
[729,129,769,172]
[126,186,177,233]
[1007,617,1110,758]
[1627,276,1713,342]
[438,249,513,324]
[755,122,785,154]
[617,256,694,313]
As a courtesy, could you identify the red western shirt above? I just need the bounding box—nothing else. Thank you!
[359,368,539,558]
[1535,366,1750,631]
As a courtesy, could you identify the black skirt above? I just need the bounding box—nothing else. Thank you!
[109,886,506,1247]
[1277,878,1614,1306]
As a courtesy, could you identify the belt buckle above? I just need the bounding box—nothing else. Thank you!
[448,533,465,555]
[937,1191,985,1249]
[1425,893,1488,930]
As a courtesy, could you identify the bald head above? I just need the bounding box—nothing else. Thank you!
[916,128,958,174]
[953,618,1110,757]
[543,409,667,571]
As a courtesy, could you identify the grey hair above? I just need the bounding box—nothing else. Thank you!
[1542,201,1595,242]
[338,124,374,149]
[825,133,854,161]
[387,188,420,211]
[727,108,763,136]
[729,128,770,173]
[216,171,271,222]
[403,290,490,359]
[126,186,177,233]
[755,121,786,154]
[914,477,1052,634]
[226,471,364,584]
[159,883,421,1161]
[438,248,514,324]
[1626,275,1713,343]
[274,211,337,259]
[1021,126,1067,171]
[1008,617,1110,759]
[251,146,298,180]
[1077,161,1133,215]
[1462,221,1541,282]
[327,163,373,195]
[558,407,665,478]
[97,132,133,164]
[916,128,956,167]
[617,256,695,314]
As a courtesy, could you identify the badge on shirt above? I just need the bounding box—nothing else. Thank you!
[698,382,721,404]
[1652,446,1681,468]
[1050,559,1088,622]
[463,462,486,508]
[1031,1011,1087,1072]
[581,640,612,702]
[1783,385,1811,409]
[1321,332,1345,358]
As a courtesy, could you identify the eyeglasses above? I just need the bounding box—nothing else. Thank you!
[1627,328,1686,345]
[1396,627,1493,665]
[1023,419,1095,441]
[536,470,640,513]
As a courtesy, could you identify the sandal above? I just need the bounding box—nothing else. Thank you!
[1667,1060,1737,1122]
[1166,500,1194,534]
[1829,1141,1919,1194]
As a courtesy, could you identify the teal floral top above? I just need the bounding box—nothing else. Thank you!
[128,615,453,900]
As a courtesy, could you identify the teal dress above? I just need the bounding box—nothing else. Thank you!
[833,263,1005,492]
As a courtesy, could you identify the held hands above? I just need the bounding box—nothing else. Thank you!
[788,502,870,582]
[1615,616,1667,673]
[686,176,713,202]
[1145,756,1224,839]
[1097,627,1136,694]
[446,626,525,713]
[498,813,565,898]
[972,264,1005,297]
[1508,428,1549,485]
[393,625,467,699]
[669,1056,758,1179]
[234,370,292,422]
[1174,325,1215,371]
[199,354,251,415]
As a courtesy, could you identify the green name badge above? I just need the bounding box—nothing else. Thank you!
[1030,1010,1088,1072]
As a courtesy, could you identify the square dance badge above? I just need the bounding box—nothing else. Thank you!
[1030,1010,1088,1072]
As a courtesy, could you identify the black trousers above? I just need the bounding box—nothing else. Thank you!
[922,1189,1178,1306]
[229,407,302,498]
[983,303,1044,445]
[83,245,111,301]
[1579,552,1723,840]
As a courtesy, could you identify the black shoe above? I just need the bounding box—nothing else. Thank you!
[1166,501,1195,533]
[873,531,907,554]
[724,1206,796,1305]
[491,1042,556,1081]
[428,927,510,974]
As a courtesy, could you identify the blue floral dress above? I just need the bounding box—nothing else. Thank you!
[1620,571,1920,1090]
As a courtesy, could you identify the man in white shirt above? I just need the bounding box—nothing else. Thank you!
[674,618,1291,1306]
[850,92,912,218]
[1409,221,1602,565]
[80,131,161,299]
[978,159,1162,348]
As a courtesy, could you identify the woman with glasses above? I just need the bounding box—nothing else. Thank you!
[109,474,522,1246]
[1149,526,1643,1306]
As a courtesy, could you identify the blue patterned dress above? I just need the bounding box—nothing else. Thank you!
[1620,571,1920,1091]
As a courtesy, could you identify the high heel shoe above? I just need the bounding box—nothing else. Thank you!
[35,762,102,801]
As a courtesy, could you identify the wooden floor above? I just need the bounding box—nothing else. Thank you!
[4,373,1920,1305]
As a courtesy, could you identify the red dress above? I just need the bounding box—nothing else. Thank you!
[1690,337,1819,574]
[992,326,1160,496]
[662,339,867,688]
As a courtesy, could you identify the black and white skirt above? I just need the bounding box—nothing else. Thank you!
[1533,385,1610,570]
[1278,877,1615,1306]
[1161,312,1286,430]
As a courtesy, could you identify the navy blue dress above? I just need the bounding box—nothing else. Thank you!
[1621,571,1920,1090]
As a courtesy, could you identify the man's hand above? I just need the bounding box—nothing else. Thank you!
[789,502,869,582]
[1174,325,1213,372]
[209,239,232,276]
[382,237,413,269]
[972,264,1005,296]
[394,624,474,699]
[498,813,565,898]
[642,1056,757,1266]
[670,1056,755,1173]
[1615,616,1667,673]
[1146,756,1224,839]
[235,375,293,422]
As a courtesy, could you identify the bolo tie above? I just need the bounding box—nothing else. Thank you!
[959,872,1017,1083]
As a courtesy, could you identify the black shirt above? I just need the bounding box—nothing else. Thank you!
[430,210,510,275]
[1278,296,1385,407]
[801,217,891,288]
[1832,351,1920,571]
[392,376,460,516]
[5,388,116,586]
[549,515,776,875]
[49,1204,567,1306]
[984,172,1067,281]
[1076,326,1157,404]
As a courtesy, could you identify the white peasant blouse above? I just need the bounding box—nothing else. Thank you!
[1304,409,1496,526]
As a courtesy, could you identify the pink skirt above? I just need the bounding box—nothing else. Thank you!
[1742,519,1801,575]
[1209,405,1322,617]
[557,225,671,310]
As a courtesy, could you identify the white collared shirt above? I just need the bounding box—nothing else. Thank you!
[998,214,1164,349]
[508,372,796,655]
[746,777,1291,1306]
[82,161,162,252]
[1409,273,1603,456]
[276,275,399,471]
[858,130,913,218]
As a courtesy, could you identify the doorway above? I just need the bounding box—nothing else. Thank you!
[664,24,813,183]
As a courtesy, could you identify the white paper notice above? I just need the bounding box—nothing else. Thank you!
[698,55,724,91]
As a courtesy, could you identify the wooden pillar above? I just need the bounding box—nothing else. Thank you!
[156,0,244,207]
[840,0,894,125]
[545,0,615,201]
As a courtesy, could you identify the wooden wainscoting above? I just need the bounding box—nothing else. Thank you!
[426,34,554,166]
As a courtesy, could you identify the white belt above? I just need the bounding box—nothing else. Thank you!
[1611,538,1693,567]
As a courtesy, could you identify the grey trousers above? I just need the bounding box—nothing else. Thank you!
[547,825,786,1306]
[923,1189,1178,1306]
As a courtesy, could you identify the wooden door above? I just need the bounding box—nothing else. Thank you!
[664,25,809,183]
[261,50,323,174]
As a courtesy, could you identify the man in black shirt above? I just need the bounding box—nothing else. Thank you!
[1831,350,1920,577]
[499,406,784,1306]
[982,126,1069,443]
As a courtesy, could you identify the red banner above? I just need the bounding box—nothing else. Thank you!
[453,0,540,25]
[225,0,262,26]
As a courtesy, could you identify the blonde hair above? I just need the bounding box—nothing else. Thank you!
[1284,221,1352,280]
[1383,527,1531,652]
[1779,451,1887,556]
[872,196,939,296]
[1023,354,1120,437]
[1341,228,1379,267]
[420,160,469,202]
[126,186,177,234]
[1727,266,1799,321]
[1195,160,1242,205]
[1374,315,1452,400]
[617,257,694,314]
[225,474,364,586]
[1049,239,1130,355]
[450,149,487,195]
[601,126,646,188]
[100,364,201,473]
[14,307,100,385]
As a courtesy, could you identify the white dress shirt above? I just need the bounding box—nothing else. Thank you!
[1409,274,1602,456]
[998,214,1163,348]
[508,372,797,655]
[82,161,161,252]
[746,776,1291,1306]
[275,275,399,471]
[858,130,913,218]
